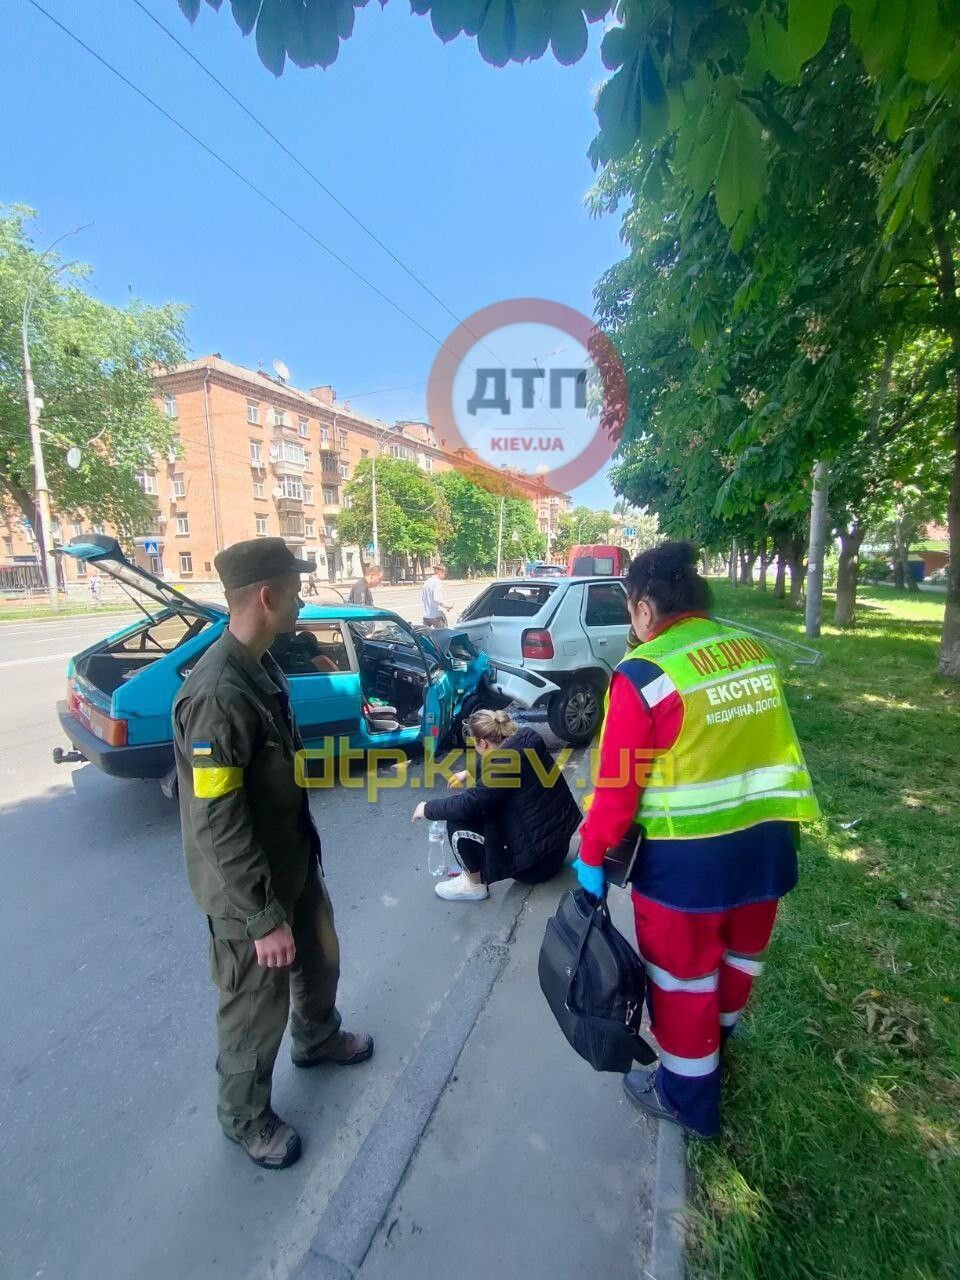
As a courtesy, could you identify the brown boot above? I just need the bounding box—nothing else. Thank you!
[292,1030,374,1068]
[226,1110,302,1169]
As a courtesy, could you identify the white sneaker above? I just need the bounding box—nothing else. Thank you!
[435,873,489,902]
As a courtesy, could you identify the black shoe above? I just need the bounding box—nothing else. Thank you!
[622,1067,717,1141]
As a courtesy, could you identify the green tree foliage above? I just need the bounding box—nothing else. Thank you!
[339,457,451,563]
[551,504,614,556]
[435,468,544,573]
[0,207,187,543]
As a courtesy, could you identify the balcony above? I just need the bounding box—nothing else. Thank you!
[275,496,303,514]
[279,515,306,543]
[270,440,307,474]
[323,501,340,517]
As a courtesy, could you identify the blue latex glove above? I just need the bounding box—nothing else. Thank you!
[573,858,605,899]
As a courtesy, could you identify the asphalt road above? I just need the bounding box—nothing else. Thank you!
[0,580,619,1280]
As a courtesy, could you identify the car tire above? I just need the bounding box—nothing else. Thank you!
[547,680,602,746]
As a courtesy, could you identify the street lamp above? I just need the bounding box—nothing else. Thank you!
[21,225,89,612]
[370,421,402,566]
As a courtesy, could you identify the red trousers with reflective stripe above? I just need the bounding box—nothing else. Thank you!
[632,893,778,1133]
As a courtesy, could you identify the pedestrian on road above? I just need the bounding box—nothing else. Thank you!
[412,708,581,901]
[173,538,373,1171]
[420,563,451,628]
[575,542,819,1139]
[89,573,102,606]
[348,563,382,606]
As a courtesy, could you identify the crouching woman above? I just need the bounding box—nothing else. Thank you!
[412,709,582,902]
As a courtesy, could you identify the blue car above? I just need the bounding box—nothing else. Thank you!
[54,537,557,788]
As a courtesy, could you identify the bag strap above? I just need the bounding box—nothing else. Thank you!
[565,894,607,1012]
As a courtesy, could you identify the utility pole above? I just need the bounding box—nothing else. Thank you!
[496,496,505,579]
[22,295,59,611]
[370,448,379,567]
[805,460,831,638]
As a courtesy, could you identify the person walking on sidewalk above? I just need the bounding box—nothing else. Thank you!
[420,563,451,628]
[575,542,819,1139]
[173,538,373,1171]
[412,708,581,901]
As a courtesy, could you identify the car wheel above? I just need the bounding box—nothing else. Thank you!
[547,681,602,746]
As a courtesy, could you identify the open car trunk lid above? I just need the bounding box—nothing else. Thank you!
[58,535,224,621]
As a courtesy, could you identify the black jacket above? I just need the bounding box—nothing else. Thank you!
[423,726,582,884]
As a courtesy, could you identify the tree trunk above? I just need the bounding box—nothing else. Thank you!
[729,539,738,587]
[788,533,807,608]
[834,524,863,628]
[892,554,905,590]
[774,535,788,599]
[758,538,768,591]
[805,460,830,637]
[932,218,960,677]
[738,545,757,585]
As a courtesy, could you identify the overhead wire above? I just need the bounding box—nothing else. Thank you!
[27,0,588,461]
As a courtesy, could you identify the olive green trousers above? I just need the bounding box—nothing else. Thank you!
[208,860,341,1137]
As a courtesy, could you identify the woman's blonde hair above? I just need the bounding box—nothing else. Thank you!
[466,707,518,744]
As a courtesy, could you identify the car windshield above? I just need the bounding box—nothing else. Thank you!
[356,618,417,646]
[462,583,556,619]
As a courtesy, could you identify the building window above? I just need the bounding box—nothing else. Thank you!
[255,515,269,535]
[279,475,304,501]
[325,523,336,539]
[360,448,369,460]
[305,519,316,538]
[304,451,312,472]
[253,479,265,499]
[172,474,186,499]
[338,431,348,448]
[250,440,263,464]
[273,440,305,467]
[176,514,190,535]
[339,464,349,479]
[72,521,83,538]
[247,399,260,423]
[298,416,309,437]
[343,494,353,510]
[423,456,433,472]
[273,407,286,427]
[322,486,337,505]
[75,559,87,578]
[303,484,315,505]
[320,426,330,446]
[163,393,178,419]
[51,519,61,540]
[179,552,193,575]
[93,521,106,535]
[136,470,158,495]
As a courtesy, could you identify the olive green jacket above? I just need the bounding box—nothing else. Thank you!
[173,628,319,940]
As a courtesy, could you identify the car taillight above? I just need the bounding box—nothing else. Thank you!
[69,687,128,746]
[522,628,554,660]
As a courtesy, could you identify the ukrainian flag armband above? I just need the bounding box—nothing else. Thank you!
[190,739,243,799]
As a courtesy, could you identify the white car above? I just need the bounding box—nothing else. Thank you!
[456,577,631,745]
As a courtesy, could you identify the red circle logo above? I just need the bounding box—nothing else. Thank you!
[427,298,627,493]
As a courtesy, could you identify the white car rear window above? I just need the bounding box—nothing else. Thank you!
[462,583,557,619]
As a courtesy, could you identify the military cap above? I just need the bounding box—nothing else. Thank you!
[214,538,316,590]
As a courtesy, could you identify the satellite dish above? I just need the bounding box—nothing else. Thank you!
[66,447,82,470]
[273,359,290,382]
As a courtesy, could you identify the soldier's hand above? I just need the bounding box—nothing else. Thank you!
[255,923,296,968]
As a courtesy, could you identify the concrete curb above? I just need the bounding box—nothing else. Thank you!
[293,884,531,1279]
[648,1122,688,1280]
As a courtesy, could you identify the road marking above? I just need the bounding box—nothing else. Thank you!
[0,651,76,669]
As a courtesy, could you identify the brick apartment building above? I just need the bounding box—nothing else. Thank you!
[1,354,571,592]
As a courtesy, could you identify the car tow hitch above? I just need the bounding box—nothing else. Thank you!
[52,746,86,765]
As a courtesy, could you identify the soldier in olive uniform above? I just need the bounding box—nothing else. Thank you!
[174,539,373,1170]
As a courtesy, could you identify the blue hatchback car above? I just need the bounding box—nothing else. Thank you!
[54,537,557,788]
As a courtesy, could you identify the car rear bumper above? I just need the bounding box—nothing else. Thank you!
[57,702,174,779]
[486,662,559,708]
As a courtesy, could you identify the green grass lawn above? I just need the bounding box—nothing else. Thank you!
[689,584,960,1280]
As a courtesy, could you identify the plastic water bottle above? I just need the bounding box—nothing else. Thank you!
[427,820,447,877]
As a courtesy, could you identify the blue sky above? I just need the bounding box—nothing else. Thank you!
[4,0,626,507]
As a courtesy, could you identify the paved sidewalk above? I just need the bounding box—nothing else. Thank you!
[354,879,661,1280]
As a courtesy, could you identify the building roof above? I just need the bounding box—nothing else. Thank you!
[154,354,572,502]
